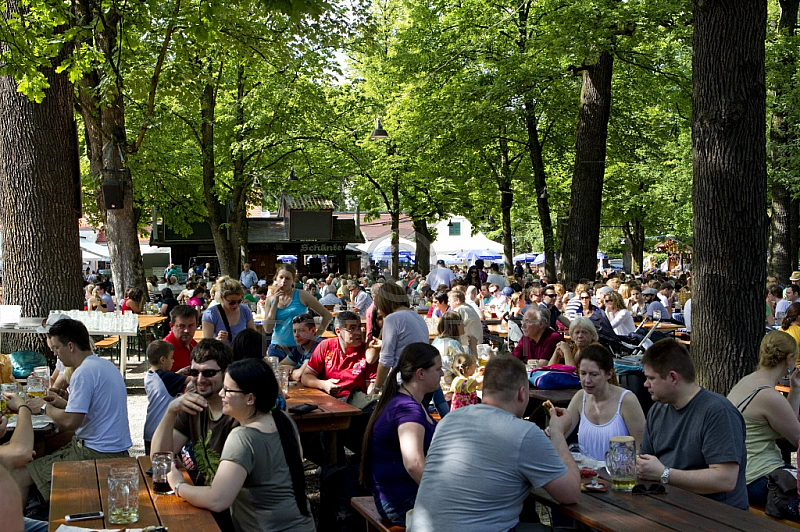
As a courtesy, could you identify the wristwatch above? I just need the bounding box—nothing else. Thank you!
[660,467,671,484]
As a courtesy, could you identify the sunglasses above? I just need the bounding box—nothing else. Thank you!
[544,293,557,297]
[580,296,591,299]
[188,368,222,378]
[225,299,242,306]
[490,290,497,294]
[632,483,666,495]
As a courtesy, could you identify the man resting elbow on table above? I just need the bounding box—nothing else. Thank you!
[636,339,748,509]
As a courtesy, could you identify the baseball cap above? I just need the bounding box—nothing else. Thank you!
[37,313,71,334]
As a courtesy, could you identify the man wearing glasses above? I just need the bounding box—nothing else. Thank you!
[150,339,237,530]
[302,311,379,398]
[347,280,373,316]
[538,285,571,330]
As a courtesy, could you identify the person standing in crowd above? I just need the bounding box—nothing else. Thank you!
[264,265,332,360]
[239,263,258,290]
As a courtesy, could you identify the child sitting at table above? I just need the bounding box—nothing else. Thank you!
[450,352,483,410]
[144,340,190,454]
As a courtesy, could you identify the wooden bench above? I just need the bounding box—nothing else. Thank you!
[351,496,406,532]
[94,336,120,360]
[750,504,800,529]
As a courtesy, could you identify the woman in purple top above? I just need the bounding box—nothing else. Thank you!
[361,343,443,526]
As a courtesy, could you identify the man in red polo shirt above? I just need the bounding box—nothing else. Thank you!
[302,310,378,398]
[164,305,199,371]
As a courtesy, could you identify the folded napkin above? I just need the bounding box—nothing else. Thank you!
[6,414,52,429]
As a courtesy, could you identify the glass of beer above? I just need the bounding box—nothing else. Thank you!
[605,436,637,491]
[151,452,174,494]
[1,383,17,419]
[25,374,46,400]
[108,466,140,524]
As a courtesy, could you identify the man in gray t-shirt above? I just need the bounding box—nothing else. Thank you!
[637,339,748,510]
[408,356,579,532]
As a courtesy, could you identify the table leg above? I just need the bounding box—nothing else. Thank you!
[120,335,128,379]
[323,432,338,465]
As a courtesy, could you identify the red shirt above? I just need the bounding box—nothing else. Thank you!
[165,331,197,372]
[511,328,562,362]
[306,337,376,398]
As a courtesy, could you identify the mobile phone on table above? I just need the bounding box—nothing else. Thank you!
[65,510,104,521]
[289,403,318,415]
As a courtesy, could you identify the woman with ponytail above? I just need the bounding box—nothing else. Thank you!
[360,343,443,526]
[168,357,314,531]
[780,301,800,347]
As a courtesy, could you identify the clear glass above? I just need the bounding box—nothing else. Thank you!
[151,452,174,495]
[107,467,139,524]
[25,375,45,400]
[605,437,637,491]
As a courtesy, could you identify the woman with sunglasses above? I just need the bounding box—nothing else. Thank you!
[168,358,314,531]
[465,266,482,291]
[578,290,596,317]
[202,278,255,344]
[264,265,332,361]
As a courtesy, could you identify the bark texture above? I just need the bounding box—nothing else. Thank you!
[412,219,432,275]
[692,0,767,394]
[768,0,800,284]
[0,0,83,354]
[560,52,614,284]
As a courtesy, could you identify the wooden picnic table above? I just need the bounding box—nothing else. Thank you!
[49,456,220,532]
[527,388,580,428]
[531,476,791,532]
[640,321,683,333]
[487,323,508,337]
[137,314,166,329]
[285,385,362,464]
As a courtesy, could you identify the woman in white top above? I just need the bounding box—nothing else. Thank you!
[549,344,645,461]
[604,291,637,336]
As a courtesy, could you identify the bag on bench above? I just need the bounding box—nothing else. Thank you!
[766,468,800,520]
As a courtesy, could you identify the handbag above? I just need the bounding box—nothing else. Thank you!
[529,364,580,390]
[766,468,800,520]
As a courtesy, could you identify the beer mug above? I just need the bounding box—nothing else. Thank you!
[108,466,139,524]
[25,374,46,400]
[151,452,174,494]
[605,436,637,491]
[1,383,18,419]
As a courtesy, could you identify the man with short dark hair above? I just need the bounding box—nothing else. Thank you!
[165,305,200,371]
[426,259,456,290]
[285,313,320,381]
[150,339,237,530]
[408,356,579,531]
[95,283,115,313]
[21,317,131,501]
[766,283,784,326]
[776,283,800,316]
[511,306,562,366]
[486,262,508,288]
[642,287,670,319]
[539,285,570,329]
[637,339,748,509]
[301,311,378,398]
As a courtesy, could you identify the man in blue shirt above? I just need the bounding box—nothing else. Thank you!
[239,263,258,289]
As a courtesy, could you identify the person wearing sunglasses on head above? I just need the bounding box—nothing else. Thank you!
[202,278,256,344]
[151,339,238,531]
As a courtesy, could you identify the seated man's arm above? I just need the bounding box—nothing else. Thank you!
[544,406,581,504]
[637,455,739,494]
[150,394,202,457]
[300,368,341,396]
[44,395,85,432]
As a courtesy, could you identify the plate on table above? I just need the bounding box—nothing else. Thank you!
[581,478,608,492]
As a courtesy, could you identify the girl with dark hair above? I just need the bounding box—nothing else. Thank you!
[361,343,443,526]
[548,344,645,462]
[120,287,145,314]
[465,266,482,291]
[780,302,800,347]
[167,358,314,531]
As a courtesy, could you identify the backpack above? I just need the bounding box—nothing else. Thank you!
[529,364,580,389]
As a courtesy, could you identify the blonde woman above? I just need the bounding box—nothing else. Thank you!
[727,331,800,506]
[550,317,598,366]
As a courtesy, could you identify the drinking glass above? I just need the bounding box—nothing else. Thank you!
[33,366,51,389]
[108,466,139,524]
[25,375,46,400]
[151,452,174,495]
[277,366,290,397]
[0,382,14,418]
[652,309,662,321]
[605,436,637,491]
[267,356,280,373]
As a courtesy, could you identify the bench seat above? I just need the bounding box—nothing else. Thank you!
[749,504,800,529]
[351,496,406,532]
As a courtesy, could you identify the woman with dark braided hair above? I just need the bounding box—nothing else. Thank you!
[361,343,443,526]
[167,357,314,531]
[780,301,800,347]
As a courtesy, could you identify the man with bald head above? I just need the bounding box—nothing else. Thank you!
[511,306,562,367]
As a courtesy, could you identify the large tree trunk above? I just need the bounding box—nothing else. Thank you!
[498,136,514,275]
[623,219,645,274]
[0,1,83,355]
[560,52,614,284]
[74,3,146,298]
[523,98,556,280]
[768,0,800,285]
[200,68,238,277]
[692,0,767,394]
[412,218,432,275]
[390,180,400,279]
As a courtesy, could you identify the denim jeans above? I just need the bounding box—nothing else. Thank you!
[375,491,416,526]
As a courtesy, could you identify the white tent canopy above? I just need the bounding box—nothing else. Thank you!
[357,235,417,254]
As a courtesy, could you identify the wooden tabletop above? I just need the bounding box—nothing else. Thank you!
[487,323,508,337]
[285,385,362,433]
[49,456,220,532]
[640,321,683,332]
[138,314,167,329]
[532,479,791,532]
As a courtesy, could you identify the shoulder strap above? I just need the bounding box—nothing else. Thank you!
[216,305,233,339]
[735,386,771,413]
[616,389,630,413]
